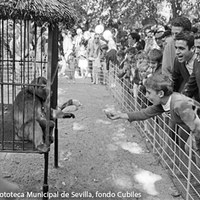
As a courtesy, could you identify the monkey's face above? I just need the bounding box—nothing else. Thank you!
[30,77,49,101]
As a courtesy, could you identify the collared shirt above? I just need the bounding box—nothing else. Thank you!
[162,96,171,112]
[185,54,196,75]
[107,38,117,52]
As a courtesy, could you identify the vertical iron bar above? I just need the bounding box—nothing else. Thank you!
[32,23,37,150]
[0,19,5,150]
[20,19,23,83]
[12,20,16,150]
[40,27,43,76]
[22,20,26,150]
[186,133,193,200]
[43,152,49,200]
[49,25,58,168]
[173,124,178,174]
[34,23,37,79]
[23,20,26,83]
[6,20,9,104]
[153,117,156,154]
[27,20,30,82]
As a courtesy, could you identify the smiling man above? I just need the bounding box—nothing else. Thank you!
[183,33,200,102]
[172,31,195,93]
[171,31,196,171]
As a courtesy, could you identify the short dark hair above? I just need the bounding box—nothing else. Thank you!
[144,74,173,96]
[129,32,140,42]
[117,49,125,57]
[100,44,108,50]
[148,49,163,63]
[171,16,191,31]
[191,26,198,34]
[162,30,171,38]
[175,31,194,50]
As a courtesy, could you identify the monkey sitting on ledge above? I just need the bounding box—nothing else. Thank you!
[13,76,75,152]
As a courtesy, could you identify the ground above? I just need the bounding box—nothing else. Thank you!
[0,78,183,200]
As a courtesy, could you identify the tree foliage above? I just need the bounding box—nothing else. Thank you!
[67,0,199,30]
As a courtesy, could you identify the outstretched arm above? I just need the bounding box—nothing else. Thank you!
[105,111,129,120]
[105,104,164,122]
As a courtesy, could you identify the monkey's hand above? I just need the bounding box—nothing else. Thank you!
[59,99,82,110]
[63,113,75,119]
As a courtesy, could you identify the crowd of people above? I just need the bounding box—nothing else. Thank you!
[99,16,200,186]
[58,16,200,186]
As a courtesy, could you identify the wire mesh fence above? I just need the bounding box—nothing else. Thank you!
[106,66,200,200]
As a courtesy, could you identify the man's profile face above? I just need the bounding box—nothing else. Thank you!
[175,40,191,63]
[171,26,183,40]
[194,38,200,60]
[145,88,161,105]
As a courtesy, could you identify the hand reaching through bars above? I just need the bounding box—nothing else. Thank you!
[104,109,129,120]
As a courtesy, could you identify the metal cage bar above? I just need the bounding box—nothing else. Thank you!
[0,18,59,198]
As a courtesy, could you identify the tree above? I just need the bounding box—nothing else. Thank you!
[65,0,199,31]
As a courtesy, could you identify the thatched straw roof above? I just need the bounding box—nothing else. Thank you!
[0,0,78,27]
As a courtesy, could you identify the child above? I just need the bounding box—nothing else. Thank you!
[147,48,162,76]
[99,44,109,84]
[105,73,200,177]
[130,51,148,98]
[117,47,136,80]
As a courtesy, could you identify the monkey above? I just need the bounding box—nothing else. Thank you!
[13,76,75,152]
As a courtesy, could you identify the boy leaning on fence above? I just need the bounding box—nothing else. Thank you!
[105,73,200,167]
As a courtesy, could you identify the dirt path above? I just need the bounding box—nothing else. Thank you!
[0,78,182,200]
